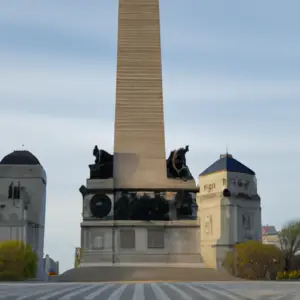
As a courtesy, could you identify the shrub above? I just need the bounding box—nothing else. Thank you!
[224,240,284,280]
[276,270,300,280]
[0,240,38,281]
[74,248,82,269]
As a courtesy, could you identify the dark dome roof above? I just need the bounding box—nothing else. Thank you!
[200,153,255,176]
[0,150,40,165]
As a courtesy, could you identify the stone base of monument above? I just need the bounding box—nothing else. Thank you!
[80,220,202,265]
[56,266,241,282]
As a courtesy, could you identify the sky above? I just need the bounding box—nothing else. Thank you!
[0,0,300,273]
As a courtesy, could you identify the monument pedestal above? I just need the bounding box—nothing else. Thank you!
[80,220,203,267]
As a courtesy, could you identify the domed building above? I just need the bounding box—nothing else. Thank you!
[0,149,47,279]
[0,150,41,165]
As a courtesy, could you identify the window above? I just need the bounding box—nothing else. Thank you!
[120,229,135,249]
[242,213,254,230]
[93,235,104,250]
[147,229,165,249]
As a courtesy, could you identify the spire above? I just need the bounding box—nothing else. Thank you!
[113,0,167,189]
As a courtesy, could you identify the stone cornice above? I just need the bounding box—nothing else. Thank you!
[81,220,200,228]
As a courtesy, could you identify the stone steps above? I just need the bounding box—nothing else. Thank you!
[56,266,242,282]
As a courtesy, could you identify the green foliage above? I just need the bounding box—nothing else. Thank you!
[224,240,284,280]
[276,270,300,280]
[74,248,82,269]
[74,257,79,269]
[278,219,300,271]
[0,240,38,281]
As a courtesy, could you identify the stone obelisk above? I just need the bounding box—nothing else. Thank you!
[114,0,167,189]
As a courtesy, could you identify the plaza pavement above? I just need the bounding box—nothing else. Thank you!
[0,281,298,300]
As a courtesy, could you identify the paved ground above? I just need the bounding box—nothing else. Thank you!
[0,282,298,300]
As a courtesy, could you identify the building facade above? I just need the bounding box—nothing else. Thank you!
[0,150,47,279]
[197,153,262,268]
[44,254,59,276]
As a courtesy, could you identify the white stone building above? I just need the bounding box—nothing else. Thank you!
[197,153,262,268]
[44,254,59,275]
[0,150,47,279]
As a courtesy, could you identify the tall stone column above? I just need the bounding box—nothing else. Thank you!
[114,0,167,189]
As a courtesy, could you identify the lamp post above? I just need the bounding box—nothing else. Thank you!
[234,242,239,277]
[112,221,116,264]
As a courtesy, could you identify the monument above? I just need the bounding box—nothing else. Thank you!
[74,0,262,277]
[79,0,201,267]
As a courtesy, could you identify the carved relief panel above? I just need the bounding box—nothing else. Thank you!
[203,183,216,193]
[241,212,254,240]
[227,177,254,198]
[204,215,213,236]
[230,178,250,190]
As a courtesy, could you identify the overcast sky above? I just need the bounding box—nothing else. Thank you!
[1,0,300,273]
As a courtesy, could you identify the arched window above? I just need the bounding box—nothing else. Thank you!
[8,183,13,199]
[14,186,20,199]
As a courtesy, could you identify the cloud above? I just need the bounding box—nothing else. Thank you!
[1,52,300,124]
[0,1,118,41]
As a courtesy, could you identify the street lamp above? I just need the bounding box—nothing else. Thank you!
[234,242,239,277]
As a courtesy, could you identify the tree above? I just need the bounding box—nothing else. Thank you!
[0,240,37,281]
[278,219,300,271]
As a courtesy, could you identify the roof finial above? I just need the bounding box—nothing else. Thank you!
[226,143,228,155]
